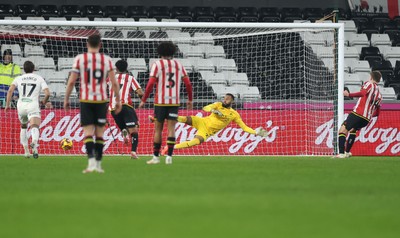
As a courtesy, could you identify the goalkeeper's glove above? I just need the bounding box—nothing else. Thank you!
[256,128,269,137]
[211,109,223,117]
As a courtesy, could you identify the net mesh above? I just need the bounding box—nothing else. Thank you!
[0,22,339,156]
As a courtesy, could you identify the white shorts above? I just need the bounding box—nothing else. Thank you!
[17,101,41,124]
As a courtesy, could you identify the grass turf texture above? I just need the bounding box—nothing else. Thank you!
[0,156,399,238]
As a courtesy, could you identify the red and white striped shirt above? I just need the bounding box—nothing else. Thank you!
[108,73,141,110]
[352,81,382,120]
[72,52,114,102]
[145,59,190,105]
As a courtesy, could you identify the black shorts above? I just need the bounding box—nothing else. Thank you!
[80,102,108,126]
[111,105,139,130]
[342,112,370,131]
[154,106,179,122]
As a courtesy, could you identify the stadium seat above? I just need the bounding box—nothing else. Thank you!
[379,86,397,100]
[126,58,147,72]
[13,57,28,68]
[191,58,215,72]
[258,7,280,22]
[49,17,67,21]
[4,16,21,20]
[126,30,146,39]
[57,57,74,71]
[311,45,334,59]
[382,21,400,34]
[344,46,360,59]
[161,19,181,32]
[324,8,348,20]
[36,58,56,70]
[60,5,81,19]
[302,8,324,21]
[138,18,159,32]
[171,6,192,22]
[194,7,214,22]
[381,71,397,87]
[212,85,239,99]
[380,46,400,60]
[167,32,191,44]
[322,58,335,72]
[26,16,45,21]
[199,72,226,85]
[237,86,260,100]
[302,31,327,46]
[222,72,250,86]
[178,45,203,58]
[281,8,302,22]
[369,60,393,74]
[1,44,22,57]
[83,5,104,19]
[16,4,36,18]
[346,33,369,47]
[105,6,126,19]
[126,6,148,20]
[103,30,123,38]
[370,34,392,47]
[193,32,214,45]
[38,5,59,19]
[117,18,135,22]
[360,46,382,61]
[94,17,112,22]
[0,4,14,18]
[215,7,236,22]
[344,73,362,86]
[203,45,226,58]
[212,58,237,72]
[47,71,68,83]
[238,7,258,22]
[175,58,193,73]
[358,22,381,40]
[345,59,370,73]
[338,20,357,33]
[148,6,170,21]
[24,45,45,57]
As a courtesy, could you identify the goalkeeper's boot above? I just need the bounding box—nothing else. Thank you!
[332,154,346,159]
[345,152,352,158]
[130,151,139,159]
[146,156,160,164]
[165,156,173,165]
[148,115,156,123]
[122,129,129,145]
[31,143,39,159]
[161,145,168,156]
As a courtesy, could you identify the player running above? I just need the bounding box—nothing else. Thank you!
[334,71,382,158]
[64,34,121,173]
[139,41,193,165]
[4,61,50,159]
[160,93,269,154]
[108,60,143,159]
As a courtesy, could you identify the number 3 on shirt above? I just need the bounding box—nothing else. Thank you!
[166,72,175,88]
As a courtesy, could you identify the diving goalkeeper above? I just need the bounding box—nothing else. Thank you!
[160,93,269,153]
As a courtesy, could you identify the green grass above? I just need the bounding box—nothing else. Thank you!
[0,156,399,238]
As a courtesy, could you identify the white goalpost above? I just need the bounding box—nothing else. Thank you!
[0,20,344,156]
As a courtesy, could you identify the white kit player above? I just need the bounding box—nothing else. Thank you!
[4,61,50,159]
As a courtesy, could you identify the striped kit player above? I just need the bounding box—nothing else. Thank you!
[64,34,121,173]
[335,71,383,158]
[108,60,143,159]
[139,41,193,165]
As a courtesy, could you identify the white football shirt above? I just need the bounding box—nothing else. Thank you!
[12,73,48,103]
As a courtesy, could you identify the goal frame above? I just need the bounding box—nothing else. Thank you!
[0,20,345,155]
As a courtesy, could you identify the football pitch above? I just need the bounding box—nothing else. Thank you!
[0,156,399,238]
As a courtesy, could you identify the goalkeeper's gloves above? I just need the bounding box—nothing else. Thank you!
[256,128,269,137]
[211,109,223,117]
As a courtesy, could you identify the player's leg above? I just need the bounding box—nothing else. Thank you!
[18,110,30,157]
[345,129,357,157]
[111,110,129,145]
[174,117,207,150]
[165,119,177,164]
[80,102,97,173]
[28,114,41,159]
[337,125,348,157]
[147,106,165,164]
[127,126,139,159]
[174,135,205,149]
[92,103,108,173]
[123,106,140,159]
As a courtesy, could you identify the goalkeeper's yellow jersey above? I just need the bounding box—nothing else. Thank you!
[202,102,256,134]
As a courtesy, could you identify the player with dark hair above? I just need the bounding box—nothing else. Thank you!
[4,61,50,159]
[334,71,382,158]
[108,60,143,159]
[139,41,193,165]
[160,93,269,153]
[64,34,121,173]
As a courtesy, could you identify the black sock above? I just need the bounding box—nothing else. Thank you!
[167,137,176,156]
[95,137,104,161]
[84,136,95,159]
[346,132,356,153]
[153,142,161,157]
[339,133,346,154]
[131,132,138,152]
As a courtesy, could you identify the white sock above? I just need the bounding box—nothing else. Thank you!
[96,160,102,169]
[31,127,40,146]
[20,129,29,153]
[88,158,96,168]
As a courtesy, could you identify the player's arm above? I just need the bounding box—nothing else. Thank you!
[344,82,371,98]
[234,114,269,137]
[135,88,144,98]
[182,76,193,110]
[108,70,121,113]
[203,102,224,116]
[64,71,78,109]
[4,84,16,111]
[42,88,50,106]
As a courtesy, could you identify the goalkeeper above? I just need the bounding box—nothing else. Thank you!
[160,93,269,153]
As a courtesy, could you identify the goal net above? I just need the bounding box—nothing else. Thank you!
[0,20,344,156]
